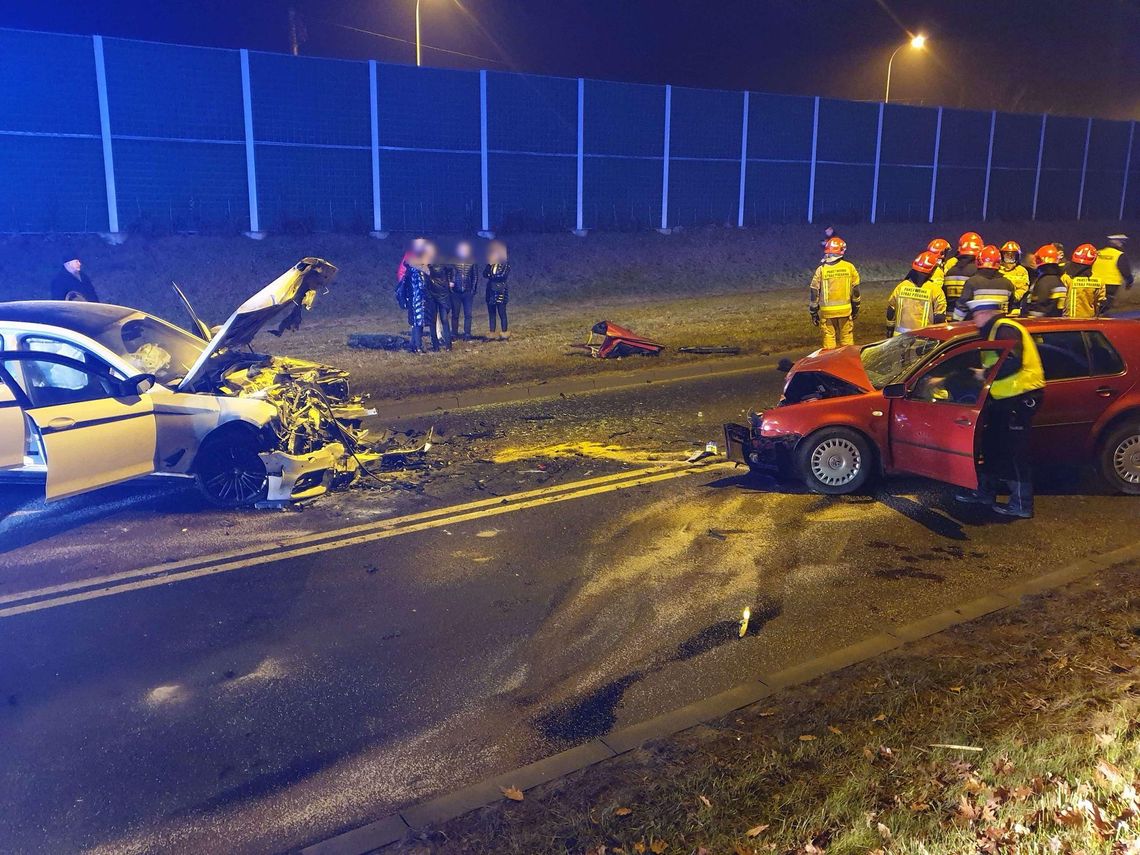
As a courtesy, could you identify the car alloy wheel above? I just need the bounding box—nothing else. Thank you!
[1112,433,1140,486]
[809,437,862,487]
[196,430,269,507]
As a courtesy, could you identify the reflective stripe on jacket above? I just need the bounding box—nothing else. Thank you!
[1064,275,1106,318]
[941,256,975,302]
[809,259,861,319]
[888,280,945,335]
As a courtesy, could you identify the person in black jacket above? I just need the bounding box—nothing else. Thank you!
[449,240,478,340]
[50,252,99,302]
[423,242,453,352]
[484,240,511,340]
[1026,243,1067,317]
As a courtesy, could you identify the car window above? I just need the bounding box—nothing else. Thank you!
[22,335,126,381]
[909,347,1004,406]
[1086,331,1124,376]
[1032,331,1089,381]
[3,356,122,408]
[860,334,942,389]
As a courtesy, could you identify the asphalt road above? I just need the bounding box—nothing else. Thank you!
[0,362,1135,854]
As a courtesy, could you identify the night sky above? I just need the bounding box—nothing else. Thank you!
[4,0,1139,120]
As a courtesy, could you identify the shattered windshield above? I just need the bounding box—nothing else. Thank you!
[860,334,941,389]
[90,313,206,388]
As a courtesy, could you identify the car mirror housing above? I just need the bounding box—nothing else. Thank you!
[882,383,906,399]
[127,373,156,395]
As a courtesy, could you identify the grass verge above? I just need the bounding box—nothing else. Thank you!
[392,559,1140,854]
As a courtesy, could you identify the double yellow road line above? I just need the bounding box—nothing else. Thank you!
[0,460,728,619]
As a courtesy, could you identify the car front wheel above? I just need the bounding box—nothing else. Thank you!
[1099,421,1140,495]
[195,428,270,508]
[797,427,874,495]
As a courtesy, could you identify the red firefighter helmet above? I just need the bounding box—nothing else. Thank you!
[1000,240,1021,256]
[911,250,940,275]
[927,237,951,256]
[1072,243,1098,265]
[823,236,846,257]
[977,245,1001,270]
[1034,244,1061,265]
[958,232,984,255]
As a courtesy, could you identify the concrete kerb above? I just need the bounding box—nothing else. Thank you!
[367,351,797,423]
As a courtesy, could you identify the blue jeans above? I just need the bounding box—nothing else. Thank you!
[450,290,474,337]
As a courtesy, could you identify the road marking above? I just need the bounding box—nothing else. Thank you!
[0,462,731,619]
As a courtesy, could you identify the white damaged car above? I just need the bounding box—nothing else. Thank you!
[0,257,383,508]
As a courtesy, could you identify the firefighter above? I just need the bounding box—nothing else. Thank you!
[1026,244,1068,317]
[926,237,952,294]
[954,245,1014,320]
[809,237,861,348]
[942,232,983,305]
[954,299,1045,519]
[1093,234,1133,313]
[886,250,947,336]
[1063,244,1107,318]
[999,241,1030,315]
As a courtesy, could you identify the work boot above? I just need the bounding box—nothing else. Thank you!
[954,490,993,505]
[992,481,1033,519]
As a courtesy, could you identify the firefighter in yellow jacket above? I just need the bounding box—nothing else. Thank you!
[999,241,1030,315]
[886,250,947,336]
[1063,244,1107,318]
[926,237,952,294]
[809,237,860,348]
[1094,234,1133,313]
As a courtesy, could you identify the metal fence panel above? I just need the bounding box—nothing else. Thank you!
[814,99,878,221]
[0,135,109,233]
[743,93,813,225]
[876,104,936,222]
[582,80,664,230]
[988,112,1040,221]
[669,87,741,226]
[933,108,990,221]
[1036,115,1085,221]
[1081,119,1130,221]
[1125,125,1140,219]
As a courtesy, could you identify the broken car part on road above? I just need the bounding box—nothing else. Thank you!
[571,321,665,358]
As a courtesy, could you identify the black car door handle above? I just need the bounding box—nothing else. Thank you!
[1095,386,1118,398]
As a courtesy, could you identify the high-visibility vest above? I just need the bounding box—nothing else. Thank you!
[817,260,859,319]
[1064,275,1105,318]
[1092,247,1125,286]
[891,282,935,335]
[1001,264,1030,311]
[986,318,1045,400]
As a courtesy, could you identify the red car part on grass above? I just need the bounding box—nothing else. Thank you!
[575,321,665,358]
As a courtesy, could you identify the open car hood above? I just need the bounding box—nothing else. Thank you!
[178,257,338,392]
[792,344,872,389]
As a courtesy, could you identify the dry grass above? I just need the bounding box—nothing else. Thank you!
[390,560,1140,854]
[3,220,1136,402]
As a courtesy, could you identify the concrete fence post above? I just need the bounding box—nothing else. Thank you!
[368,60,386,238]
[928,106,943,224]
[478,69,493,238]
[982,110,996,221]
[1076,117,1092,220]
[574,77,586,236]
[870,101,884,224]
[737,90,749,228]
[1031,113,1046,221]
[239,49,262,236]
[91,36,119,236]
[1122,121,1136,221]
[807,96,820,224]
[658,84,672,234]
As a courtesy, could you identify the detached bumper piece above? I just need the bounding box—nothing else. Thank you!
[723,422,752,464]
[259,442,345,506]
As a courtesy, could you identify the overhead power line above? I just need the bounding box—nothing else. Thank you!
[316,19,506,65]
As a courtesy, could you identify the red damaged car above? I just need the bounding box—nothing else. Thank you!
[724,318,1140,495]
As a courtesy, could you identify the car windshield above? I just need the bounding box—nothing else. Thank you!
[89,313,206,388]
[859,334,942,388]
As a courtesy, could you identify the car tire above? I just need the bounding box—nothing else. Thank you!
[1098,421,1140,495]
[797,427,874,495]
[195,427,270,508]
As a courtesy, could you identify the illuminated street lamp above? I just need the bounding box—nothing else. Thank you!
[884,34,927,104]
[415,0,423,66]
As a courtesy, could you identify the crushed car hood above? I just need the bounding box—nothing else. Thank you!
[792,344,871,388]
[178,257,337,392]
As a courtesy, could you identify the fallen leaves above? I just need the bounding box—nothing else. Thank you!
[871,712,887,722]
[614,806,633,817]
[827,725,843,735]
[499,785,524,801]
[798,734,817,742]
[697,794,712,808]
[745,823,769,837]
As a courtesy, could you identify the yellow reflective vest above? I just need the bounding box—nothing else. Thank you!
[986,317,1045,400]
[1064,274,1106,318]
[1092,247,1125,286]
[887,279,946,335]
[1001,264,1030,314]
[809,259,861,319]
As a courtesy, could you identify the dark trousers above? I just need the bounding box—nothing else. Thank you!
[450,290,474,337]
[487,301,508,333]
[978,390,1043,511]
[427,294,452,350]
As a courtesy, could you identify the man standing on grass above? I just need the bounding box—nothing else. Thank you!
[50,253,98,302]
[955,299,1045,519]
[808,236,860,349]
[1093,234,1133,313]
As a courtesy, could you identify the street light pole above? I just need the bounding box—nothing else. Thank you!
[415,0,422,66]
[884,34,926,104]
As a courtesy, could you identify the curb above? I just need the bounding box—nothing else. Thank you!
[301,538,1140,855]
[366,349,806,422]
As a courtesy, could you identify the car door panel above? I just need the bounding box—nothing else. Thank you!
[888,342,1010,490]
[0,379,26,469]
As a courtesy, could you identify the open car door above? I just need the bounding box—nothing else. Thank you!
[0,351,157,500]
[0,370,27,469]
[886,340,1012,490]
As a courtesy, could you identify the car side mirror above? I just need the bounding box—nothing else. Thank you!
[882,383,906,399]
[126,373,156,395]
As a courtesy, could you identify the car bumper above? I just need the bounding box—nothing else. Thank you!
[260,442,345,504]
[723,422,799,474]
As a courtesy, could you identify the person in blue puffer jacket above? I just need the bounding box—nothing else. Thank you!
[396,241,429,353]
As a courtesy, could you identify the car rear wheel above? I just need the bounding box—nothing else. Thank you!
[797,427,874,495]
[195,428,269,508]
[1099,421,1140,495]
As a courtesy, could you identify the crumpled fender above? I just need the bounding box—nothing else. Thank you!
[259,442,344,504]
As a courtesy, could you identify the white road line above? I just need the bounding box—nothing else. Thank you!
[0,462,731,619]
